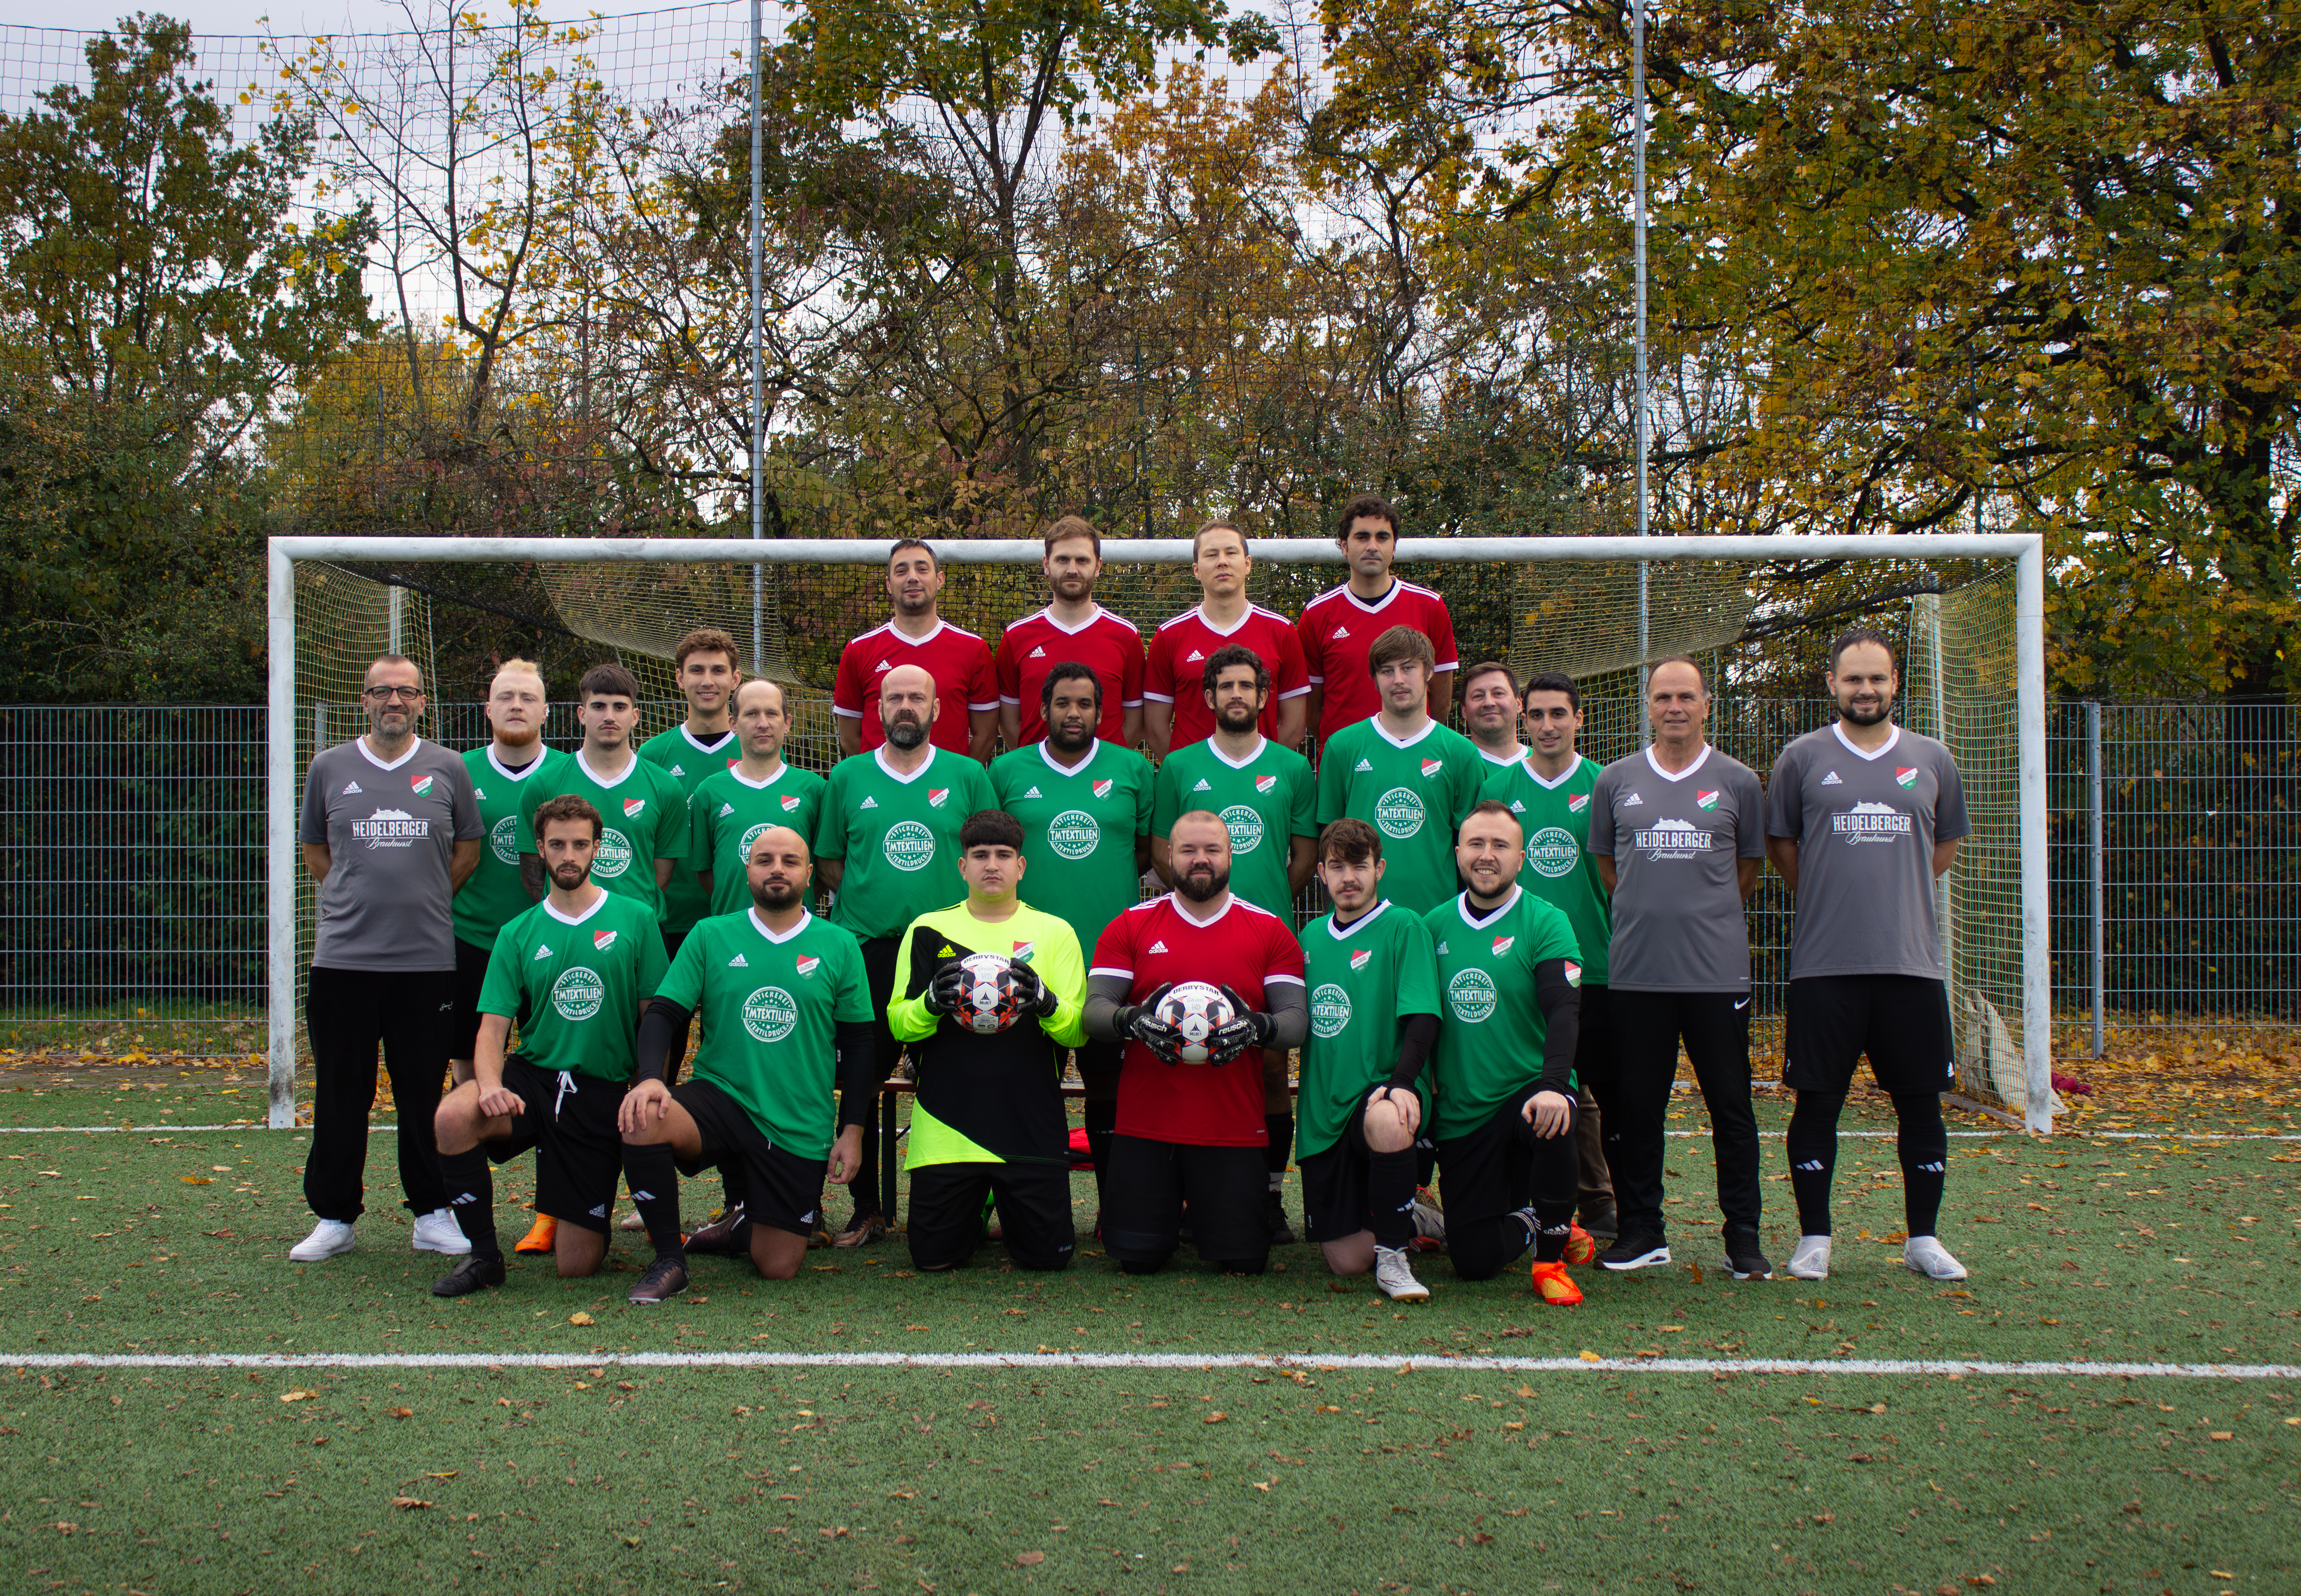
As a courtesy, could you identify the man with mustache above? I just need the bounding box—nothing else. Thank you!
[995,515,1145,749]
[617,826,876,1302]
[812,664,997,1245]
[1084,811,1308,1277]
[833,539,999,760]
[428,795,668,1297]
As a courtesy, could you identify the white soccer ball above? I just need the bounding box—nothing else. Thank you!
[1155,980,1235,1064]
[958,952,1023,1034]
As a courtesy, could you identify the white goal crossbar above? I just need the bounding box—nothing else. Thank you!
[266,533,2051,1133]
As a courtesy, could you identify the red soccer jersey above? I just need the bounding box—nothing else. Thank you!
[1296,579,1459,737]
[1143,604,1311,752]
[832,619,999,756]
[993,604,1146,745]
[1089,892,1307,1147]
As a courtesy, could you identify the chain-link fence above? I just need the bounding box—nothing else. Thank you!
[1,698,2291,1056]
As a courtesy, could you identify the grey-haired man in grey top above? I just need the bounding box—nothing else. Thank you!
[291,653,483,1264]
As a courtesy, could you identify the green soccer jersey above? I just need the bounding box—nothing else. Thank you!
[687,761,831,919]
[1150,734,1315,919]
[477,889,669,1083]
[1482,751,1612,986]
[639,724,742,936]
[886,900,1088,1167]
[814,745,997,944]
[656,908,875,1160]
[453,744,569,951]
[523,749,690,924]
[1296,899,1441,1162]
[990,740,1155,956]
[1316,717,1486,917]
[1422,886,1582,1142]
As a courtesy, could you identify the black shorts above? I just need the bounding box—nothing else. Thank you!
[1784,975,1956,1096]
[1434,1091,1570,1226]
[1574,982,1614,1095]
[1101,1136,1269,1266]
[906,1161,1076,1271]
[1297,1105,1388,1244]
[482,1056,626,1234]
[1073,1037,1125,1098]
[669,1079,827,1238]
[451,938,505,1061]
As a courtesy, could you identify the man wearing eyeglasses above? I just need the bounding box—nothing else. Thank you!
[292,654,484,1264]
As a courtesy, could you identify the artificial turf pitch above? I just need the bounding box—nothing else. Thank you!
[0,1073,2295,1595]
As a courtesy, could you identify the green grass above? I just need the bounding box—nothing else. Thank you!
[0,1076,2296,1594]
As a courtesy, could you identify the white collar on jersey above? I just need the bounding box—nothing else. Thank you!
[1203,734,1269,770]
[1325,899,1393,940]
[726,760,789,789]
[1334,578,1404,614]
[1188,602,1257,639]
[1642,743,1712,783]
[1028,603,1110,637]
[1516,751,1587,790]
[541,888,610,926]
[575,746,642,789]
[1367,716,1440,751]
[1830,721,1902,762]
[484,744,549,783]
[1165,892,1236,929]
[1037,740,1099,777]
[748,907,815,944]
[1455,885,1523,929]
[676,724,738,755]
[355,735,426,772]
[871,743,939,785]
[1476,742,1525,767]
[873,617,950,648]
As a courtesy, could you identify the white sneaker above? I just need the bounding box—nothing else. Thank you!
[1904,1235,1968,1281]
[411,1208,472,1255]
[619,1209,646,1232]
[1372,1245,1430,1303]
[290,1218,356,1262]
[1787,1235,1832,1280]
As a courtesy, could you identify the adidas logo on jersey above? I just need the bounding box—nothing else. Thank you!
[1509,799,1526,813]
[473,786,487,801]
[1354,758,1372,772]
[1029,645,1046,658]
[1192,778,1211,791]
[1435,941,1448,955]
[670,764,686,777]
[860,796,878,809]
[1023,785,1042,799]
[1621,793,1644,807]
[719,801,736,817]
[342,781,363,795]
[728,953,749,968]
[1185,649,1204,662]
[534,943,554,960]
[1333,625,1350,640]
[1820,770,1842,786]
[1148,940,1168,954]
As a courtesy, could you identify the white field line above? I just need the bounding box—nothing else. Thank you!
[1,1124,2295,1142]
[4,1350,2297,1379]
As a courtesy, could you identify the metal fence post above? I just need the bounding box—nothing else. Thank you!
[2087,701,2105,1059]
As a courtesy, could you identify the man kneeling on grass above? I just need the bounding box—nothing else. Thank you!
[432,795,668,1297]
[615,825,876,1304]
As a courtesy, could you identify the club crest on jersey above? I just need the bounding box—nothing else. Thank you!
[1564,960,1583,988]
[410,775,433,797]
[1349,948,1371,971]
[593,929,617,951]
[342,781,363,796]
[1820,770,1842,786]
[780,794,801,812]
[928,788,949,808]
[623,798,646,818]
[1011,941,1035,963]
[795,955,820,978]
[1254,774,1277,794]
[1567,793,1591,814]
[1492,935,1515,956]
[1695,790,1719,811]
[1896,766,1918,788]
[1092,778,1114,799]
[1421,758,1442,778]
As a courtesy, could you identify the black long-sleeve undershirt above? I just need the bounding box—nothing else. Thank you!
[1385,1012,1440,1093]
[1085,975,1309,1052]
[1531,957,1580,1097]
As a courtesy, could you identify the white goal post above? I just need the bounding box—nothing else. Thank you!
[265,532,2051,1132]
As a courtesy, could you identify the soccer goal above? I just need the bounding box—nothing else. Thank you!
[266,533,2050,1130]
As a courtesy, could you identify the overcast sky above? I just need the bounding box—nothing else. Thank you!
[2,1,478,35]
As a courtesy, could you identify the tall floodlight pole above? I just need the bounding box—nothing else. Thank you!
[748,0,766,674]
[1632,0,1651,687]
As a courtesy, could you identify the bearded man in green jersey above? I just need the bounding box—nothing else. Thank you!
[1296,819,1442,1302]
[431,795,669,1298]
[1426,800,1593,1307]
[888,810,1088,1271]
[617,825,877,1303]
[989,662,1153,1219]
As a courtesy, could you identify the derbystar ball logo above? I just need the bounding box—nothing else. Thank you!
[1092,778,1114,799]
[593,929,617,951]
[1695,789,1719,811]
[1421,758,1442,778]
[1567,793,1591,814]
[623,798,645,819]
[1896,766,1919,788]
[1492,935,1515,957]
[928,788,949,808]
[795,955,820,978]
[1254,774,1277,794]
[410,775,433,797]
[780,794,802,812]
[1349,948,1371,971]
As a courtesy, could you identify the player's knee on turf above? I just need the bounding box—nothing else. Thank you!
[750,1227,806,1280]
[555,1225,607,1279]
[1322,1233,1376,1277]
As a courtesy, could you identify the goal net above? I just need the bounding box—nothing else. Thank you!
[269,535,2049,1131]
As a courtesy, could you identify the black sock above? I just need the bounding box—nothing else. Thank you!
[1264,1113,1293,1178]
[720,1167,747,1219]
[1532,1200,1575,1263]
[1084,1099,1117,1200]
[1367,1147,1418,1250]
[622,1143,685,1261]
[1786,1090,1844,1236]
[1894,1093,1949,1236]
[439,1147,499,1261]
